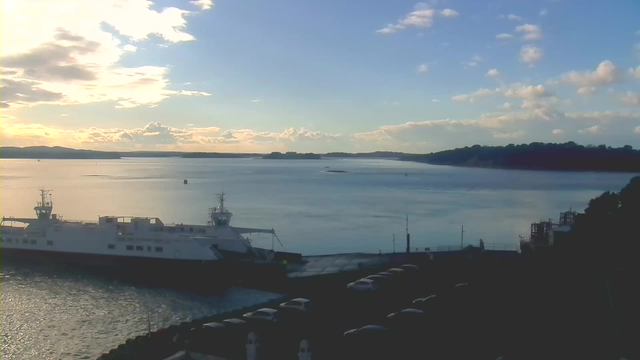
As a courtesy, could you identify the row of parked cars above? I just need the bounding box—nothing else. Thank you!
[346,263,419,291]
[341,281,471,359]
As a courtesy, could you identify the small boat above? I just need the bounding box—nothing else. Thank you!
[184,179,188,184]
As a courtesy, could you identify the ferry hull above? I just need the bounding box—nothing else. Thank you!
[0,248,286,290]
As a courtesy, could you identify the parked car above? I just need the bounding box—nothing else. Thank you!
[386,268,405,278]
[387,308,424,322]
[222,318,248,328]
[343,325,394,359]
[343,325,391,338]
[376,272,394,279]
[364,274,393,285]
[347,278,380,291]
[279,298,313,312]
[412,295,437,310]
[400,264,419,273]
[243,308,279,322]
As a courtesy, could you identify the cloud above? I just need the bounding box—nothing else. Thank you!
[630,66,640,80]
[250,98,261,103]
[493,131,525,139]
[417,64,430,73]
[504,84,551,99]
[60,113,69,117]
[496,33,513,40]
[566,110,640,121]
[560,60,620,88]
[190,0,213,10]
[376,3,459,34]
[499,102,513,110]
[539,8,549,16]
[432,99,440,103]
[0,120,342,150]
[507,14,522,21]
[635,126,640,134]
[452,88,495,103]
[577,87,597,96]
[440,9,459,18]
[515,24,542,40]
[463,55,482,69]
[519,45,543,64]
[620,91,640,106]
[552,129,564,136]
[0,0,205,109]
[486,69,500,77]
[579,125,603,134]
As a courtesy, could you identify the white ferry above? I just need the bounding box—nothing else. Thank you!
[0,190,285,281]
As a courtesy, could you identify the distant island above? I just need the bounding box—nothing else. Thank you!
[0,146,121,159]
[400,142,640,173]
[262,152,321,160]
[182,152,260,158]
[324,151,407,159]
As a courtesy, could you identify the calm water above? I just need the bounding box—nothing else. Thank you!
[1,158,636,359]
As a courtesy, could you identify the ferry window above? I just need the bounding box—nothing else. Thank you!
[126,245,134,250]
[30,239,37,245]
[47,240,54,246]
[22,239,29,244]
[108,244,116,250]
[106,218,114,223]
[189,227,193,233]
[135,245,143,251]
[147,246,152,251]
[155,247,163,252]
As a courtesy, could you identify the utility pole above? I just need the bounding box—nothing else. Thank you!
[393,234,396,253]
[406,215,410,253]
[460,223,465,249]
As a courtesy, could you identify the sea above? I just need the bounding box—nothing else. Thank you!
[0,157,636,359]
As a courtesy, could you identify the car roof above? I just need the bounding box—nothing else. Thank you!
[222,318,247,325]
[360,325,389,332]
[377,272,392,276]
[256,308,278,313]
[203,322,226,329]
[387,268,405,272]
[366,275,389,279]
[400,308,423,314]
[290,298,310,303]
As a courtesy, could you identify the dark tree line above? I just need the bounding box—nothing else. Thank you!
[401,142,640,172]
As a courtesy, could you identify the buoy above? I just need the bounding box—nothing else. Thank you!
[183,179,188,184]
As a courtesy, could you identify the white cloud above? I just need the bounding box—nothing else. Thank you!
[566,110,640,121]
[463,55,482,69]
[629,66,640,80]
[620,91,640,106]
[504,84,551,99]
[505,14,522,21]
[635,126,640,134]
[190,0,213,10]
[60,113,69,117]
[577,87,597,96]
[0,0,206,109]
[417,64,430,73]
[515,24,542,40]
[496,33,513,39]
[539,8,548,16]
[493,131,525,139]
[123,44,137,52]
[440,9,459,18]
[432,99,440,102]
[552,129,564,136]
[452,87,495,103]
[377,4,459,34]
[560,60,620,88]
[452,94,470,102]
[519,45,543,64]
[499,102,513,110]
[250,98,261,103]
[486,69,500,77]
[579,125,603,134]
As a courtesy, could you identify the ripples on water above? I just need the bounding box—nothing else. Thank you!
[0,261,281,359]
[0,158,635,358]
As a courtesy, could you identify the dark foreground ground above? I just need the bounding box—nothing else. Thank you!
[96,248,638,360]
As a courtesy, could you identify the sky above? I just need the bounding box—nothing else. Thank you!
[1,0,639,153]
